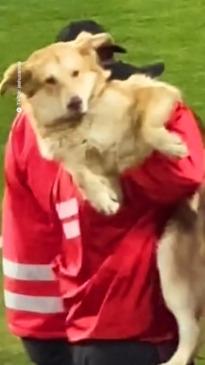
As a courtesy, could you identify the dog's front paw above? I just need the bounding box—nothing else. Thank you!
[158,133,188,158]
[90,188,121,215]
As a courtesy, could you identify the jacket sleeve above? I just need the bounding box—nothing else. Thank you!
[125,103,204,204]
[10,113,60,213]
[51,167,83,279]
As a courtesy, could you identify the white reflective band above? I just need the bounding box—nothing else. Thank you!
[2,258,55,281]
[4,290,64,313]
[56,198,79,219]
[63,220,80,239]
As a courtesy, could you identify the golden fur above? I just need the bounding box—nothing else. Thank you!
[1,32,204,365]
[157,188,205,365]
[0,32,186,213]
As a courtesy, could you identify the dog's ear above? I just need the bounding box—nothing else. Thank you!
[0,62,32,95]
[75,31,114,53]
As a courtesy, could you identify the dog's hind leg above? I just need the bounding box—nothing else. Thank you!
[157,232,199,365]
[159,308,199,365]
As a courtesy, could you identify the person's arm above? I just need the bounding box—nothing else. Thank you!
[51,167,83,280]
[10,113,59,212]
[10,114,82,280]
[124,103,204,204]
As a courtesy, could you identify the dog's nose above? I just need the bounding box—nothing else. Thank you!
[67,96,82,111]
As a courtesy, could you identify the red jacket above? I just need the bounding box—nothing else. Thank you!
[2,113,67,339]
[52,103,204,342]
[3,103,204,343]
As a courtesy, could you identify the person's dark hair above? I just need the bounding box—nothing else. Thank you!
[55,19,165,79]
[56,20,126,54]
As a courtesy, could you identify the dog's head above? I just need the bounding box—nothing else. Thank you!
[0,32,112,126]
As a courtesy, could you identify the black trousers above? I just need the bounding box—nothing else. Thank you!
[72,340,159,365]
[22,338,195,365]
[22,338,72,365]
[72,340,195,365]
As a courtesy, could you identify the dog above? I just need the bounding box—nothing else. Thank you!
[0,32,186,214]
[0,32,204,365]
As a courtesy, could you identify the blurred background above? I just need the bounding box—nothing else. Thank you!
[0,0,205,363]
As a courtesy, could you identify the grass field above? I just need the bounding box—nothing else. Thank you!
[1,0,205,363]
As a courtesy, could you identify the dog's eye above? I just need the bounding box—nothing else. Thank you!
[71,70,79,77]
[45,76,57,85]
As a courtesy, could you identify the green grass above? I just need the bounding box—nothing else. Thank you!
[1,0,205,363]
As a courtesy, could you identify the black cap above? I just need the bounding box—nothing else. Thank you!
[106,61,165,80]
[56,20,126,54]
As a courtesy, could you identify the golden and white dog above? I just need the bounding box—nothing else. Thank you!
[1,32,204,365]
[0,32,186,214]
